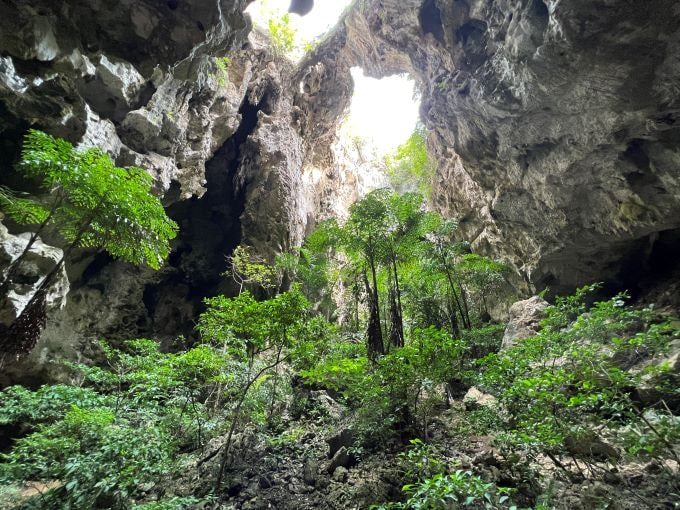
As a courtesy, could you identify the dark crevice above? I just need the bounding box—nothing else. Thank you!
[81,253,114,282]
[456,20,486,46]
[532,0,549,21]
[623,138,651,172]
[420,0,445,42]
[141,93,266,338]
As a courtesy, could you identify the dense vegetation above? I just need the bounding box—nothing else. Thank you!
[0,134,678,509]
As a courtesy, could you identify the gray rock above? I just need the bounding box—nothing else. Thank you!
[564,431,620,461]
[309,390,344,421]
[463,386,498,411]
[332,466,349,483]
[0,223,69,328]
[303,458,319,486]
[327,428,354,458]
[328,446,355,474]
[501,296,549,349]
[307,0,680,293]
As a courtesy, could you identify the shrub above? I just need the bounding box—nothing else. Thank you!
[268,13,296,55]
[478,285,680,468]
[0,340,233,508]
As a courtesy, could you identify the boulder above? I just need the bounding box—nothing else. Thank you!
[327,427,354,458]
[501,296,549,349]
[0,223,69,329]
[463,387,498,411]
[332,466,349,483]
[309,390,344,421]
[630,339,680,413]
[302,457,319,486]
[327,446,355,474]
[564,431,620,461]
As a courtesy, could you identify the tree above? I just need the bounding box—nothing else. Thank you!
[225,245,278,296]
[382,192,440,348]
[197,285,311,491]
[343,189,393,359]
[0,130,177,354]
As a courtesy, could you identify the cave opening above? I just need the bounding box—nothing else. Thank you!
[334,67,422,194]
[245,0,352,61]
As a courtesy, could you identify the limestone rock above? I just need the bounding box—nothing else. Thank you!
[331,466,349,483]
[564,431,620,461]
[302,458,319,486]
[327,428,354,459]
[328,446,354,474]
[308,390,344,421]
[631,339,680,412]
[501,296,549,349]
[307,0,680,293]
[463,386,498,411]
[0,223,68,328]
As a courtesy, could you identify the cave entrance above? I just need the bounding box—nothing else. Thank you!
[335,67,421,195]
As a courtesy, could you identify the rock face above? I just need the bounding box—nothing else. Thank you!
[0,0,254,199]
[2,0,680,379]
[0,1,361,380]
[306,0,680,294]
[0,223,69,379]
[0,224,68,328]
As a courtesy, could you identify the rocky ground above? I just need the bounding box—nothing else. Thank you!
[151,387,679,509]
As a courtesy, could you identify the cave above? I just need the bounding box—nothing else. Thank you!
[1,0,679,507]
[419,0,445,42]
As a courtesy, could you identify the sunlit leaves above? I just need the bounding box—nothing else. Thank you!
[10,129,178,269]
[384,125,434,198]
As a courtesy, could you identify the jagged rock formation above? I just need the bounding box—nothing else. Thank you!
[0,0,360,381]
[501,295,548,349]
[0,223,68,337]
[306,0,680,294]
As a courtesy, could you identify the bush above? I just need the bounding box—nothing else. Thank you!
[478,285,680,467]
[0,340,233,508]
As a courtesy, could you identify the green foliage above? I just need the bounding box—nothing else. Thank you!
[398,439,447,482]
[479,285,680,465]
[301,325,468,444]
[0,185,49,225]
[132,497,207,510]
[199,285,310,360]
[375,440,516,509]
[214,56,231,87]
[268,13,296,55]
[0,339,232,508]
[226,244,278,294]
[11,129,177,269]
[384,126,434,198]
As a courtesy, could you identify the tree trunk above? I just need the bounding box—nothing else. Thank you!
[389,259,404,348]
[364,265,384,361]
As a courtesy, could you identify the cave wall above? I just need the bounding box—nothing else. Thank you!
[0,1,359,383]
[3,0,680,380]
[306,0,680,295]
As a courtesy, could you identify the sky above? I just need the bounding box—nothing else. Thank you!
[246,0,421,156]
[346,68,420,156]
[246,0,352,42]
